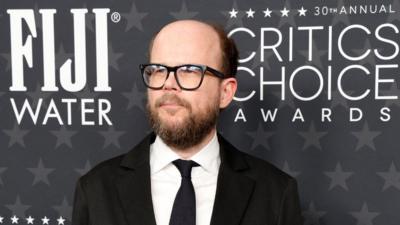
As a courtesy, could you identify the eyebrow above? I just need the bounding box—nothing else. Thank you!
[149,62,200,66]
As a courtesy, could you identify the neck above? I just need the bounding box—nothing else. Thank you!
[170,128,217,159]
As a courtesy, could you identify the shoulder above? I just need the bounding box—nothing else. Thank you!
[243,151,295,186]
[77,133,154,187]
[219,134,296,188]
[77,153,126,188]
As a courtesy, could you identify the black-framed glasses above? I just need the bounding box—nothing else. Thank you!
[139,63,226,90]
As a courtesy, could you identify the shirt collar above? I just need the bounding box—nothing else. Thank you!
[149,132,220,175]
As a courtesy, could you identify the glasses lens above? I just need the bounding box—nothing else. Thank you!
[176,65,204,89]
[143,65,168,89]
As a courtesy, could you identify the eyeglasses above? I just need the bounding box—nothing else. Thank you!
[139,63,226,90]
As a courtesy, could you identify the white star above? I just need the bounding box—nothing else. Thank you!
[229,8,238,18]
[26,216,34,224]
[246,8,255,18]
[0,216,3,223]
[263,8,272,17]
[41,216,50,225]
[298,6,307,16]
[280,7,290,17]
[57,216,65,225]
[11,215,19,224]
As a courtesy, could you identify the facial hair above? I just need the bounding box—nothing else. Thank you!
[146,93,219,150]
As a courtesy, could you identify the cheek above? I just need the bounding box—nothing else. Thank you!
[147,91,159,107]
[189,91,220,112]
[197,80,221,105]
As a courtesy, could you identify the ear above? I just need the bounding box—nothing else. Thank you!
[219,77,237,109]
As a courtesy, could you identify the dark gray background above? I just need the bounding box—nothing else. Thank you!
[0,0,399,224]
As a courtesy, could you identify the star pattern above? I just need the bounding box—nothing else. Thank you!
[41,216,50,224]
[222,2,245,29]
[122,83,146,111]
[229,8,238,18]
[377,162,400,191]
[3,123,30,148]
[332,0,351,26]
[57,216,65,225]
[246,123,274,151]
[280,8,290,17]
[302,202,326,225]
[170,1,198,19]
[227,6,310,20]
[26,215,34,224]
[330,89,351,109]
[55,44,74,69]
[75,160,92,176]
[298,122,327,151]
[324,162,354,191]
[263,8,272,18]
[5,196,31,218]
[382,82,400,108]
[250,44,274,71]
[52,197,72,221]
[50,126,77,149]
[121,2,148,32]
[386,0,400,23]
[0,2,398,224]
[272,86,297,110]
[27,84,53,108]
[298,7,307,16]
[27,158,55,186]
[99,126,126,149]
[277,3,296,27]
[282,161,301,177]
[245,8,255,18]
[351,123,381,151]
[11,215,18,224]
[350,202,380,225]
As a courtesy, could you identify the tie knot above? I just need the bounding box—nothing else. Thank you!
[172,159,199,178]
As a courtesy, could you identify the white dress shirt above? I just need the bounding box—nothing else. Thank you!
[149,132,221,225]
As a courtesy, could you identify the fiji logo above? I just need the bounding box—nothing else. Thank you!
[7,8,112,92]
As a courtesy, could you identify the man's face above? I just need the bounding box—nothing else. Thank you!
[146,21,224,150]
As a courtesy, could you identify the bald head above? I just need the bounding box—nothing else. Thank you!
[154,20,219,46]
[148,20,238,76]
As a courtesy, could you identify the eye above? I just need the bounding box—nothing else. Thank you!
[145,65,166,75]
[179,65,202,74]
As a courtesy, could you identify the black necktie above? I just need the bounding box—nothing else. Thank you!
[169,159,200,225]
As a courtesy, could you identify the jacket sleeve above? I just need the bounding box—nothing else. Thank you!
[277,178,304,225]
[72,177,90,225]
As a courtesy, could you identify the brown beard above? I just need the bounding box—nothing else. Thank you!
[146,93,219,150]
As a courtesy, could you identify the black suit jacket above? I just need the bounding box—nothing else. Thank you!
[72,133,304,225]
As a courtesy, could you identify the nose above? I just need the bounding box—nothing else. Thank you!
[163,71,181,91]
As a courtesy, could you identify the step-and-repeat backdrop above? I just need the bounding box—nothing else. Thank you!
[0,0,399,224]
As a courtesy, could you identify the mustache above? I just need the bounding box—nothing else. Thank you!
[155,94,191,109]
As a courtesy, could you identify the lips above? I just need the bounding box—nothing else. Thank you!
[160,101,181,106]
[158,100,181,108]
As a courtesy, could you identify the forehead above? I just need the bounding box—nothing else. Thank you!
[150,21,222,67]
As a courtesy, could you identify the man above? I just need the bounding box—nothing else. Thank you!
[72,20,303,225]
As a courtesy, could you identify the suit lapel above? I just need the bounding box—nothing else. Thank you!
[113,132,255,225]
[210,134,255,225]
[115,133,157,225]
